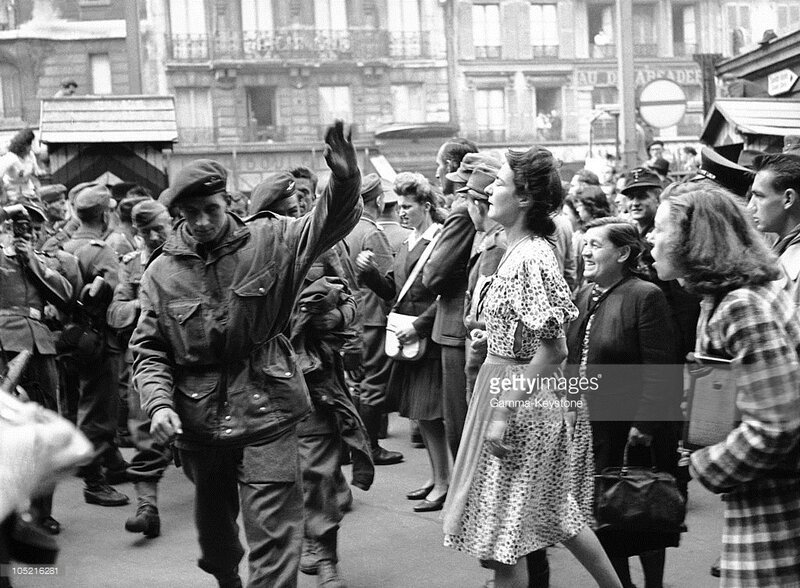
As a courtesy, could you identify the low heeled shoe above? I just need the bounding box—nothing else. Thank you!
[406,485,434,501]
[413,492,447,512]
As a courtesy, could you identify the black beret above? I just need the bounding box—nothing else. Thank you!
[693,147,754,198]
[248,172,296,215]
[360,173,383,203]
[169,159,228,206]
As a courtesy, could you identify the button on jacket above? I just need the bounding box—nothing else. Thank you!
[130,172,362,449]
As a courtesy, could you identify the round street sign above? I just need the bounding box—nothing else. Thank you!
[638,79,687,129]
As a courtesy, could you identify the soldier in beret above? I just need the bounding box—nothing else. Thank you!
[130,121,363,588]
[107,200,174,539]
[61,183,129,507]
[248,172,299,218]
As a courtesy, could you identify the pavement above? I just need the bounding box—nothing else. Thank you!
[13,415,725,588]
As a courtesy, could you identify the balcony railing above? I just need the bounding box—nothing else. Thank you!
[633,43,659,57]
[673,42,697,57]
[168,29,432,62]
[241,125,288,143]
[531,45,559,58]
[176,126,216,145]
[590,44,615,58]
[474,45,502,59]
[474,128,506,143]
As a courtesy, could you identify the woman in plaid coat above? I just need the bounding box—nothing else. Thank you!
[648,183,800,588]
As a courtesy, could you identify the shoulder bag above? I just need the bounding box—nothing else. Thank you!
[384,231,441,361]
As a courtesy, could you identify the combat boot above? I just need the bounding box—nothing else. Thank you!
[300,537,319,575]
[125,501,160,538]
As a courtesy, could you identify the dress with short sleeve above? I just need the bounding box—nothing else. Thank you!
[444,234,586,565]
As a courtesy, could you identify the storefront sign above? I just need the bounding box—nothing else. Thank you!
[575,67,702,88]
[768,69,798,96]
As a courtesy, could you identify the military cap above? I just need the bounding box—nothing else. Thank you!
[132,200,169,229]
[360,173,383,203]
[169,159,228,207]
[381,178,398,204]
[619,168,663,195]
[647,139,665,152]
[157,187,173,207]
[118,195,151,224]
[38,184,67,204]
[457,167,498,201]
[22,203,46,223]
[60,78,77,89]
[445,153,503,184]
[110,182,139,203]
[693,147,754,198]
[648,157,670,176]
[74,183,114,211]
[248,171,296,215]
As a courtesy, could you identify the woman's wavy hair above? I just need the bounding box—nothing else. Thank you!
[393,172,446,224]
[575,185,612,222]
[584,217,648,277]
[506,146,564,238]
[8,128,35,157]
[664,184,780,295]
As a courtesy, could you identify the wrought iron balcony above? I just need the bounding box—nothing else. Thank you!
[240,125,288,143]
[176,126,216,145]
[531,45,559,58]
[673,42,698,57]
[474,45,502,60]
[590,43,615,58]
[633,43,660,57]
[168,29,432,62]
[474,128,506,143]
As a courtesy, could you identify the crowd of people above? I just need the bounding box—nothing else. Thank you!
[0,120,798,588]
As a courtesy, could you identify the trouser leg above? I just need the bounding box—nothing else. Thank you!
[180,447,244,585]
[76,353,120,481]
[441,345,467,458]
[126,365,170,497]
[238,431,303,588]
[116,358,129,439]
[297,432,342,562]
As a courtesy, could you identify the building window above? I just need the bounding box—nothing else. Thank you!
[388,0,422,58]
[0,63,21,118]
[777,3,800,36]
[245,86,277,141]
[588,3,614,58]
[169,0,208,59]
[530,3,558,57]
[672,4,698,56]
[391,84,425,123]
[175,87,214,144]
[319,85,351,124]
[89,54,112,95]
[475,88,505,142]
[632,4,657,57]
[534,87,562,141]
[726,3,751,54]
[473,4,501,59]
[241,0,273,32]
[314,0,347,30]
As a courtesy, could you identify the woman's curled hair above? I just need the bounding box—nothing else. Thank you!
[393,172,446,224]
[664,185,780,295]
[584,217,648,277]
[8,128,35,158]
[506,146,564,237]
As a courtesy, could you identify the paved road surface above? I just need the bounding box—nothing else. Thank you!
[13,415,724,587]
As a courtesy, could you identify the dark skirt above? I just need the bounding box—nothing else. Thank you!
[385,344,442,421]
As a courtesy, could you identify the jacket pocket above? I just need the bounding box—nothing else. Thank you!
[231,268,276,348]
[174,372,219,438]
[248,335,311,420]
[166,299,209,363]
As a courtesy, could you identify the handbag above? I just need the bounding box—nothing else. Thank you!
[594,441,687,534]
[384,230,441,361]
[683,352,737,449]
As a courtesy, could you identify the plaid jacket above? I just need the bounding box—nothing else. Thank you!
[691,280,800,493]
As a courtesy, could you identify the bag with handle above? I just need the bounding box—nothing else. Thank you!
[384,230,440,362]
[594,441,687,534]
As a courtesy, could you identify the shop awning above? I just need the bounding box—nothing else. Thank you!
[700,98,800,145]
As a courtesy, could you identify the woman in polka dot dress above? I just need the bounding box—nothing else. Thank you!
[443,147,621,588]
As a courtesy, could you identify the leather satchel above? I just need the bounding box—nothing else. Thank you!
[383,230,441,362]
[594,442,686,534]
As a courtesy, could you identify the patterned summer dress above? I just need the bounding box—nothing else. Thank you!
[443,236,583,565]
